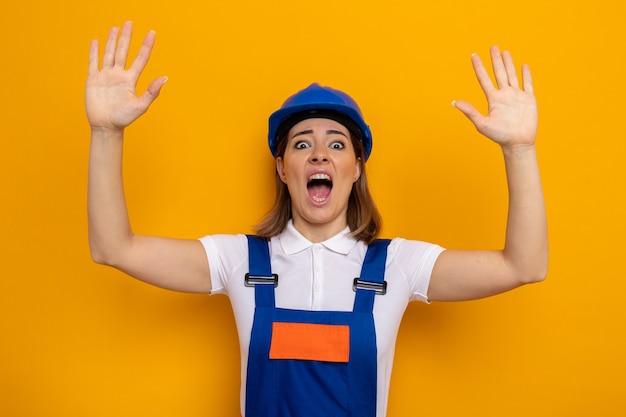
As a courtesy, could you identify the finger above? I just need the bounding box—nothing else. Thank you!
[137,76,168,110]
[471,52,496,96]
[102,26,119,68]
[452,99,484,126]
[146,76,168,98]
[522,64,534,95]
[502,50,519,88]
[130,30,156,77]
[88,39,99,75]
[490,45,509,89]
[114,21,134,69]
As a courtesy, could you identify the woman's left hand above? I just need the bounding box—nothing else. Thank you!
[453,46,538,149]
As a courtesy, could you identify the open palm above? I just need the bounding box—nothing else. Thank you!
[454,46,537,149]
[85,22,166,132]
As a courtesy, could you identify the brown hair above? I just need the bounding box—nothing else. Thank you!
[255,131,382,244]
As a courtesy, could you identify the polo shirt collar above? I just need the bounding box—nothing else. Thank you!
[280,220,358,255]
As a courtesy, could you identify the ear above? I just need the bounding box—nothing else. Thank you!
[353,157,362,183]
[276,157,288,183]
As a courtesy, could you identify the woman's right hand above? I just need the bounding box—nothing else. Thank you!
[87,23,211,294]
[86,21,167,133]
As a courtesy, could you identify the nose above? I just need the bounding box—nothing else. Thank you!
[310,147,329,163]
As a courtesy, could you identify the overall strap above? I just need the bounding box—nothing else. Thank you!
[246,235,276,308]
[353,239,391,313]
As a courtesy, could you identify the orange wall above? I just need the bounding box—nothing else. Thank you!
[1,1,625,416]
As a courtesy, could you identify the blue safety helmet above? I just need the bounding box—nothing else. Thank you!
[268,83,373,161]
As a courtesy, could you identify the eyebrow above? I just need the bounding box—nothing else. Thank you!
[291,129,349,139]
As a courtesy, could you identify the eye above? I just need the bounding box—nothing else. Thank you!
[295,141,310,149]
[330,141,345,150]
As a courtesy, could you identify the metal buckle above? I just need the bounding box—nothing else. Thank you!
[245,273,279,287]
[353,278,387,295]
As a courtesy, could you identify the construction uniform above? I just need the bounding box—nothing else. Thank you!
[200,221,444,416]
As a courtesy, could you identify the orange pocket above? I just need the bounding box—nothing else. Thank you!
[269,322,350,363]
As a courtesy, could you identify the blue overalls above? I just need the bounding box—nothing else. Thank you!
[244,235,390,417]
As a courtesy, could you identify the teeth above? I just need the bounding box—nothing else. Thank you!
[309,173,331,181]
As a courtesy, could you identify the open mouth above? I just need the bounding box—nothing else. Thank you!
[307,173,333,203]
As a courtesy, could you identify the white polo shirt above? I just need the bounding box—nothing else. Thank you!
[200,221,444,417]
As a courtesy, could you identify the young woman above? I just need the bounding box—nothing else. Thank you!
[86,21,548,417]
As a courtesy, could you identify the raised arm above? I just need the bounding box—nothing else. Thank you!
[428,46,548,302]
[87,22,211,293]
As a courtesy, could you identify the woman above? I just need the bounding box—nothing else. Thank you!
[86,22,548,417]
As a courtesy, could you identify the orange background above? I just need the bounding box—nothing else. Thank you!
[1,0,625,416]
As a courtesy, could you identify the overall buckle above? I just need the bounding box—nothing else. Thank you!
[245,273,279,287]
[353,278,387,295]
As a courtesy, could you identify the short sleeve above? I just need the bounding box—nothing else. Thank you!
[198,234,248,295]
[389,238,445,303]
